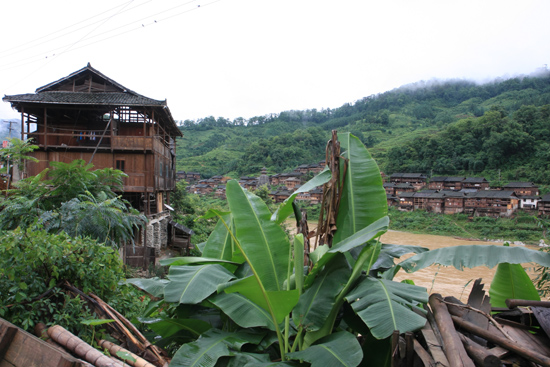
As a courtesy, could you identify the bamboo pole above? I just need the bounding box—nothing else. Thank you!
[47,325,124,367]
[451,315,550,367]
[99,340,156,367]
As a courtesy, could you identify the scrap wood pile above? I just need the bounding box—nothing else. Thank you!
[23,281,170,367]
[395,279,550,367]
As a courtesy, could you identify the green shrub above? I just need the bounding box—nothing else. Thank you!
[0,227,148,337]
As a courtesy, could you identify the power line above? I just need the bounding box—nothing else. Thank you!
[0,0,143,58]
[2,0,221,91]
[0,0,203,72]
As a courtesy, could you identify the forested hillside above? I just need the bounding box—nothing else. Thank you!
[175,69,550,183]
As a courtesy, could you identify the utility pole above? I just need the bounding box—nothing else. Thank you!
[5,119,15,138]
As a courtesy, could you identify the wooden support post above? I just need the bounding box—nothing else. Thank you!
[44,107,48,148]
[20,111,24,140]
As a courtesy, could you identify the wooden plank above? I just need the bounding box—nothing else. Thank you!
[451,315,550,367]
[532,306,550,339]
[0,323,18,359]
[412,339,435,367]
[501,323,550,357]
[420,327,449,367]
[0,318,83,367]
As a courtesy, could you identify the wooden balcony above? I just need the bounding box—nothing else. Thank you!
[27,131,171,156]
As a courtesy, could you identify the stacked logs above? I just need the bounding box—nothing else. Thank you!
[392,279,550,367]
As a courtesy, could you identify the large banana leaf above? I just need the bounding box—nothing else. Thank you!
[371,244,430,273]
[294,254,351,331]
[304,217,389,289]
[345,276,428,339]
[490,263,541,307]
[200,212,245,263]
[334,133,387,244]
[271,167,332,224]
[223,276,300,324]
[209,292,277,330]
[287,331,363,367]
[170,328,265,367]
[164,264,235,304]
[226,180,290,291]
[399,245,550,272]
[125,277,168,297]
[138,316,212,339]
[160,257,239,267]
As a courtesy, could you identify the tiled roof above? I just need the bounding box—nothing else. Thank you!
[470,190,517,199]
[3,91,166,107]
[463,177,488,183]
[504,182,537,188]
[390,173,427,178]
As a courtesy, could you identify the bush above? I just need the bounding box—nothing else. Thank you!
[0,228,148,336]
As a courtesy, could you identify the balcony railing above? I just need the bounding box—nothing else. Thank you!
[27,130,171,156]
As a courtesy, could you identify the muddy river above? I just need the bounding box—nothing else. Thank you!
[381,231,540,301]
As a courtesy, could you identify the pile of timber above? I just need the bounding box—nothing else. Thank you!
[0,280,170,367]
[394,279,550,367]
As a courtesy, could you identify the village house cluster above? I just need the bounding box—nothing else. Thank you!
[180,170,550,218]
[179,162,326,204]
[385,173,550,217]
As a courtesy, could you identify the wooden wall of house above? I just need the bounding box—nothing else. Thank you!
[27,150,176,194]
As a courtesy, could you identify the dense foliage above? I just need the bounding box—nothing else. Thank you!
[0,228,147,338]
[385,105,550,183]
[0,159,146,247]
[176,71,550,182]
[0,158,150,340]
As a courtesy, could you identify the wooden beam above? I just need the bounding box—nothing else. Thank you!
[429,294,474,367]
[44,107,48,148]
[452,315,550,367]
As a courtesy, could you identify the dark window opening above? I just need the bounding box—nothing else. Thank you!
[116,159,125,172]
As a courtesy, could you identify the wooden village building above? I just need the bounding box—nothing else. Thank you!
[539,193,550,217]
[389,173,428,190]
[503,181,540,196]
[464,190,519,217]
[2,64,183,264]
[462,177,490,190]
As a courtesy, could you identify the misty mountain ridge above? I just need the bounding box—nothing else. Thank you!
[175,69,550,188]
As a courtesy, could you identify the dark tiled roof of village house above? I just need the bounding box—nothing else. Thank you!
[3,91,167,107]
[504,182,537,188]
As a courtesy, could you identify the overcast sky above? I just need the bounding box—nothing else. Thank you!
[1,0,548,122]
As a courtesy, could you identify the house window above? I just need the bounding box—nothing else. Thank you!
[116,159,125,172]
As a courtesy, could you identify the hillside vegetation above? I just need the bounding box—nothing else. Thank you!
[175,70,550,184]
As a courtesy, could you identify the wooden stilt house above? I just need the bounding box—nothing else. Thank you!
[2,63,183,255]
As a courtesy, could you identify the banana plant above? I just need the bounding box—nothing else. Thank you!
[127,132,550,366]
[127,133,430,366]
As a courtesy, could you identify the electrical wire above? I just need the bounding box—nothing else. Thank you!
[1,0,221,91]
[0,0,202,71]
[0,0,146,58]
